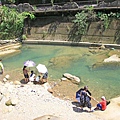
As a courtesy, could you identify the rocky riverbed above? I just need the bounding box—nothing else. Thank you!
[0,42,120,120]
[0,80,120,120]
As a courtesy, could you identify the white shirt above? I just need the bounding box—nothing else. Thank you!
[29,73,35,82]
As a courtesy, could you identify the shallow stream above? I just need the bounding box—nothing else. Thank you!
[2,44,120,100]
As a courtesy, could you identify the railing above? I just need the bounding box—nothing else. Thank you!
[34,0,120,10]
[35,0,102,7]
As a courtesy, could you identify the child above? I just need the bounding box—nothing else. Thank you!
[29,70,36,82]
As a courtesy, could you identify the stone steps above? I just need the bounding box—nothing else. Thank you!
[0,42,22,57]
[0,43,21,51]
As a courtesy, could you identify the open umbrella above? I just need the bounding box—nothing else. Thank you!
[36,64,48,73]
[24,60,36,67]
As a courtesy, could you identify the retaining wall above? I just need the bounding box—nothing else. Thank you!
[25,16,120,44]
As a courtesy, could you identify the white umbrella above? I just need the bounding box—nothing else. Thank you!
[36,64,48,73]
[24,60,36,67]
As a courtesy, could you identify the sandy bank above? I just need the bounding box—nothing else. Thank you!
[0,81,120,120]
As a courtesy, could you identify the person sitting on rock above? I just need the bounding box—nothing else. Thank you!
[39,72,48,84]
[92,96,109,111]
[88,95,110,112]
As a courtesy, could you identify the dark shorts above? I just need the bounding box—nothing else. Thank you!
[42,72,48,79]
[97,103,102,110]
[24,74,29,78]
[80,101,92,108]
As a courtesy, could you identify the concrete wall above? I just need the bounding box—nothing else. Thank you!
[25,16,120,44]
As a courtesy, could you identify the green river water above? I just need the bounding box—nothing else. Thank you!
[2,44,120,100]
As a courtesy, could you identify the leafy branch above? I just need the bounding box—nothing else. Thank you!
[0,6,35,40]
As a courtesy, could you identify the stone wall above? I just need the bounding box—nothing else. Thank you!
[26,16,120,44]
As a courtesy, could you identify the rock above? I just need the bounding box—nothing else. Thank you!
[13,80,21,85]
[61,77,67,81]
[3,78,7,82]
[63,73,80,83]
[52,5,62,10]
[43,82,53,93]
[104,54,120,62]
[3,75,10,82]
[5,74,10,79]
[17,3,35,12]
[0,93,3,101]
[11,97,19,106]
[62,2,79,9]
[5,97,19,106]
[47,88,53,94]
[98,1,108,7]
[5,99,12,106]
[99,44,106,49]
[33,115,61,120]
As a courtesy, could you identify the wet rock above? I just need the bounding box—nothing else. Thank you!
[92,61,120,70]
[104,54,120,62]
[63,73,80,83]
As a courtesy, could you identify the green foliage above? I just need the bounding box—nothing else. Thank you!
[85,6,96,21]
[73,11,88,36]
[97,12,120,30]
[85,5,94,11]
[51,0,54,6]
[97,12,110,29]
[0,6,35,40]
[1,0,15,4]
[22,34,27,40]
[70,9,120,42]
[68,11,89,42]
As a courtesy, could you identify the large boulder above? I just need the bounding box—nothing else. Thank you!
[17,3,35,12]
[104,54,120,62]
[63,73,80,84]
[92,54,120,70]
[62,2,79,9]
